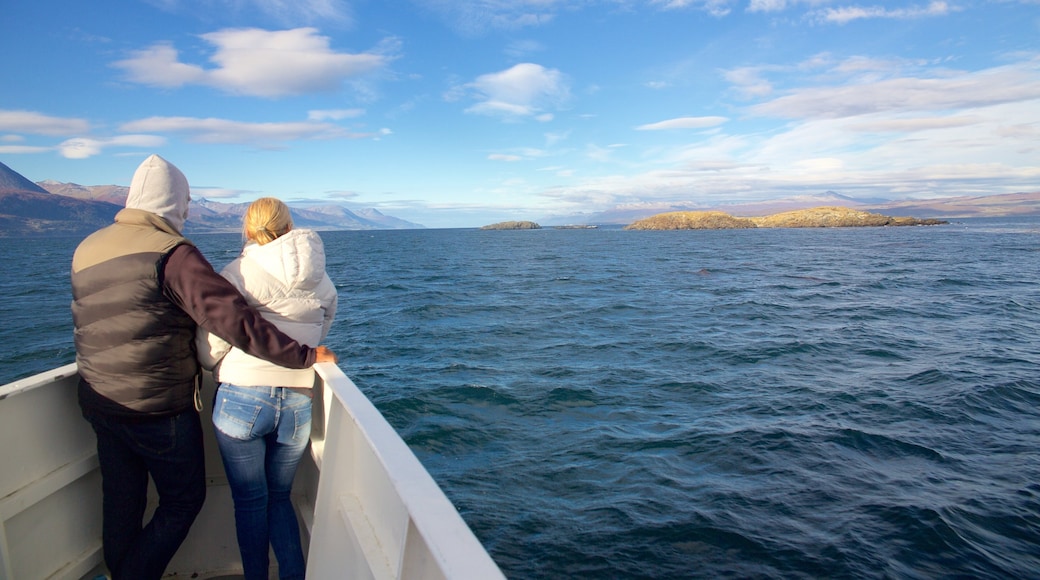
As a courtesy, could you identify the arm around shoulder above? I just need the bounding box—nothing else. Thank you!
[163,244,315,370]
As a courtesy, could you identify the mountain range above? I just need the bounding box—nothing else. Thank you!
[2,159,1038,236]
[0,160,423,236]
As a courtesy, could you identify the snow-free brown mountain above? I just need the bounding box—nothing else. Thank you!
[0,161,122,236]
[0,160,423,236]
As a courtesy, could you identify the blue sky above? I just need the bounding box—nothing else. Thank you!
[2,0,1038,228]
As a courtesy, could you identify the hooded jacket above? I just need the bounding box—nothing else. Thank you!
[198,228,338,388]
[72,155,317,418]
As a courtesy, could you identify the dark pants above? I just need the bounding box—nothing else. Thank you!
[87,409,207,580]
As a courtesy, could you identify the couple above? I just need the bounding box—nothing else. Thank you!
[71,154,337,580]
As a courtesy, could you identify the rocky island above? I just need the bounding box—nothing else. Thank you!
[481,221,542,230]
[625,206,947,230]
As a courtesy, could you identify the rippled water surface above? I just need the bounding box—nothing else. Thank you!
[2,219,1039,579]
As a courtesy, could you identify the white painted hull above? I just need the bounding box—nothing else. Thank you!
[0,364,504,580]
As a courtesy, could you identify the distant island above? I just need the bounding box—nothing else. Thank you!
[625,207,948,230]
[481,221,541,230]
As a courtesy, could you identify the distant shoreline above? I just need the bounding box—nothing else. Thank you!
[624,206,948,230]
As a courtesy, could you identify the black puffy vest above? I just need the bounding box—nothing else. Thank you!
[71,210,198,419]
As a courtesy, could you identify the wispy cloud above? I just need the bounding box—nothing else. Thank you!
[748,58,1040,119]
[747,0,788,12]
[191,186,254,199]
[0,145,52,154]
[308,108,365,121]
[847,115,983,132]
[724,66,779,99]
[119,116,382,144]
[57,135,167,159]
[636,116,729,130]
[505,39,545,60]
[815,1,954,24]
[487,147,548,162]
[462,63,570,121]
[0,110,90,136]
[537,54,1040,211]
[410,0,562,35]
[113,28,391,98]
[0,107,388,159]
[651,0,736,17]
[0,110,165,158]
[146,0,353,26]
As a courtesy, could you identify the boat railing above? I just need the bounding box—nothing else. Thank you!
[0,363,504,579]
[305,363,505,580]
[0,364,101,580]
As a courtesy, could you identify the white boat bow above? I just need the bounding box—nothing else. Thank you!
[0,363,505,580]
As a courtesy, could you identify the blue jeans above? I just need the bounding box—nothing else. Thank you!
[87,409,207,580]
[213,383,313,580]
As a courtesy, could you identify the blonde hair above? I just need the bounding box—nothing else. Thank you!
[243,197,293,245]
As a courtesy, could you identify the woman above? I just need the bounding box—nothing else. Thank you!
[198,197,338,580]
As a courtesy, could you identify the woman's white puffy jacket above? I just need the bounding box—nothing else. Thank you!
[197,228,338,388]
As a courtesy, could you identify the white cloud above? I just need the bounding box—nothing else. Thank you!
[0,145,51,154]
[464,63,570,120]
[535,54,1040,211]
[747,0,836,13]
[0,110,90,135]
[0,113,166,158]
[636,116,729,130]
[119,116,381,144]
[817,1,953,24]
[192,187,250,199]
[147,0,352,26]
[792,157,845,172]
[505,39,545,60]
[847,115,983,132]
[749,59,1040,119]
[585,143,620,163]
[246,0,352,24]
[488,146,547,162]
[650,0,735,17]
[747,0,787,12]
[112,43,207,88]
[113,28,390,98]
[724,67,776,98]
[544,130,570,146]
[327,190,361,200]
[308,108,365,121]
[410,0,560,35]
[58,135,167,159]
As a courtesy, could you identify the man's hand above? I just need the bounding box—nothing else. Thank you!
[314,345,338,364]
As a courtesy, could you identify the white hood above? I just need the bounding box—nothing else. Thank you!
[239,228,329,292]
[124,154,190,232]
[196,227,338,387]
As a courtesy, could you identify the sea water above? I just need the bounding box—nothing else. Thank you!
[2,219,1038,579]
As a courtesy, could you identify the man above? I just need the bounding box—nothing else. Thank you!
[70,154,336,579]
